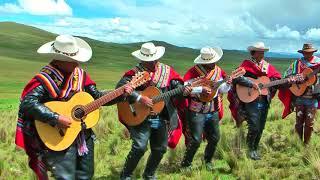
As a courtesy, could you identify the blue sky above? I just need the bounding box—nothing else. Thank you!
[1,0,320,53]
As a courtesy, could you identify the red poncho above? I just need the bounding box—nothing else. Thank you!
[227,59,281,125]
[15,68,95,180]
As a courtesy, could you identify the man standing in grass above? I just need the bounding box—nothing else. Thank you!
[228,42,282,160]
[279,43,320,145]
[181,46,231,170]
[114,42,191,180]
[15,35,133,179]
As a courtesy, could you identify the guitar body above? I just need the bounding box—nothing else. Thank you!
[35,92,100,151]
[198,67,246,102]
[117,86,165,126]
[199,88,218,102]
[290,68,316,96]
[236,76,270,103]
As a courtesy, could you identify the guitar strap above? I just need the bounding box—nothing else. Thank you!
[34,65,86,99]
[133,62,171,88]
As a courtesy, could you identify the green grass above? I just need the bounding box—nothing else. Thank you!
[0,22,317,179]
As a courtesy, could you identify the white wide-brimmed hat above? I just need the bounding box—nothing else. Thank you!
[247,42,269,52]
[132,42,165,61]
[37,35,92,62]
[194,47,223,64]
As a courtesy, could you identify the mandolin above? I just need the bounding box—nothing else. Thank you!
[199,67,246,102]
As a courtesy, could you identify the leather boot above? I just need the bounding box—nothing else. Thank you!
[142,151,165,180]
[181,142,200,168]
[120,149,145,179]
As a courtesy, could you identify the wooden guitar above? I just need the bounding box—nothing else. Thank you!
[236,74,302,103]
[289,67,320,96]
[117,77,208,126]
[199,67,246,102]
[35,71,150,151]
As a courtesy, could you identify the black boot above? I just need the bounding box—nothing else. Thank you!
[142,151,165,180]
[120,149,145,179]
[248,150,257,160]
[181,143,200,168]
[247,130,258,160]
[253,151,261,160]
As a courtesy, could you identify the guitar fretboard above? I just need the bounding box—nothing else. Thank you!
[152,86,184,103]
[262,78,289,89]
[307,67,320,79]
[211,77,229,90]
[83,86,125,115]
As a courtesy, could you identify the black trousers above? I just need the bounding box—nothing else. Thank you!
[182,111,220,167]
[43,130,95,180]
[244,97,269,151]
[120,117,168,179]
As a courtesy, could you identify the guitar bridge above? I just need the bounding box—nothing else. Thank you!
[58,128,65,137]
[129,104,137,117]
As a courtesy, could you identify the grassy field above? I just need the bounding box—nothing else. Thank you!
[1,22,320,179]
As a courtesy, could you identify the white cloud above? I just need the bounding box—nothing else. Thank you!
[304,28,320,41]
[13,0,320,53]
[0,0,72,16]
[0,3,23,13]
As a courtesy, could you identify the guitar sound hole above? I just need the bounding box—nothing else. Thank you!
[74,107,85,119]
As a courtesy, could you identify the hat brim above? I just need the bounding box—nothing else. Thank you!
[132,46,165,61]
[194,47,223,64]
[247,46,269,52]
[298,49,318,53]
[37,37,92,62]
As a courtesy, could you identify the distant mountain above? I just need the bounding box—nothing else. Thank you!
[265,52,301,59]
[0,22,293,73]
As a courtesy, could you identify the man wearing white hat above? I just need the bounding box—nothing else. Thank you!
[15,35,133,179]
[181,46,231,170]
[279,43,320,144]
[228,42,282,160]
[113,42,191,180]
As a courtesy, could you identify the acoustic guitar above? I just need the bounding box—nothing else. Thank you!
[35,71,150,151]
[117,77,208,126]
[289,67,320,96]
[199,67,246,102]
[236,74,302,103]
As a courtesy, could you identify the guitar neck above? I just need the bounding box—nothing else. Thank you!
[83,85,126,115]
[262,78,289,89]
[307,67,320,78]
[212,77,228,89]
[152,86,184,103]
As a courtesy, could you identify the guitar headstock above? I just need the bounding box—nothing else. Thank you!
[130,71,151,88]
[230,67,246,79]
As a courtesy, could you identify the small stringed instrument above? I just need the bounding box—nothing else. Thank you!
[199,67,246,102]
[117,77,208,126]
[35,71,150,151]
[290,67,320,96]
[236,74,302,103]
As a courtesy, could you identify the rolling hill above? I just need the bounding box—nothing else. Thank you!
[2,22,320,180]
[0,22,293,72]
[0,21,293,105]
